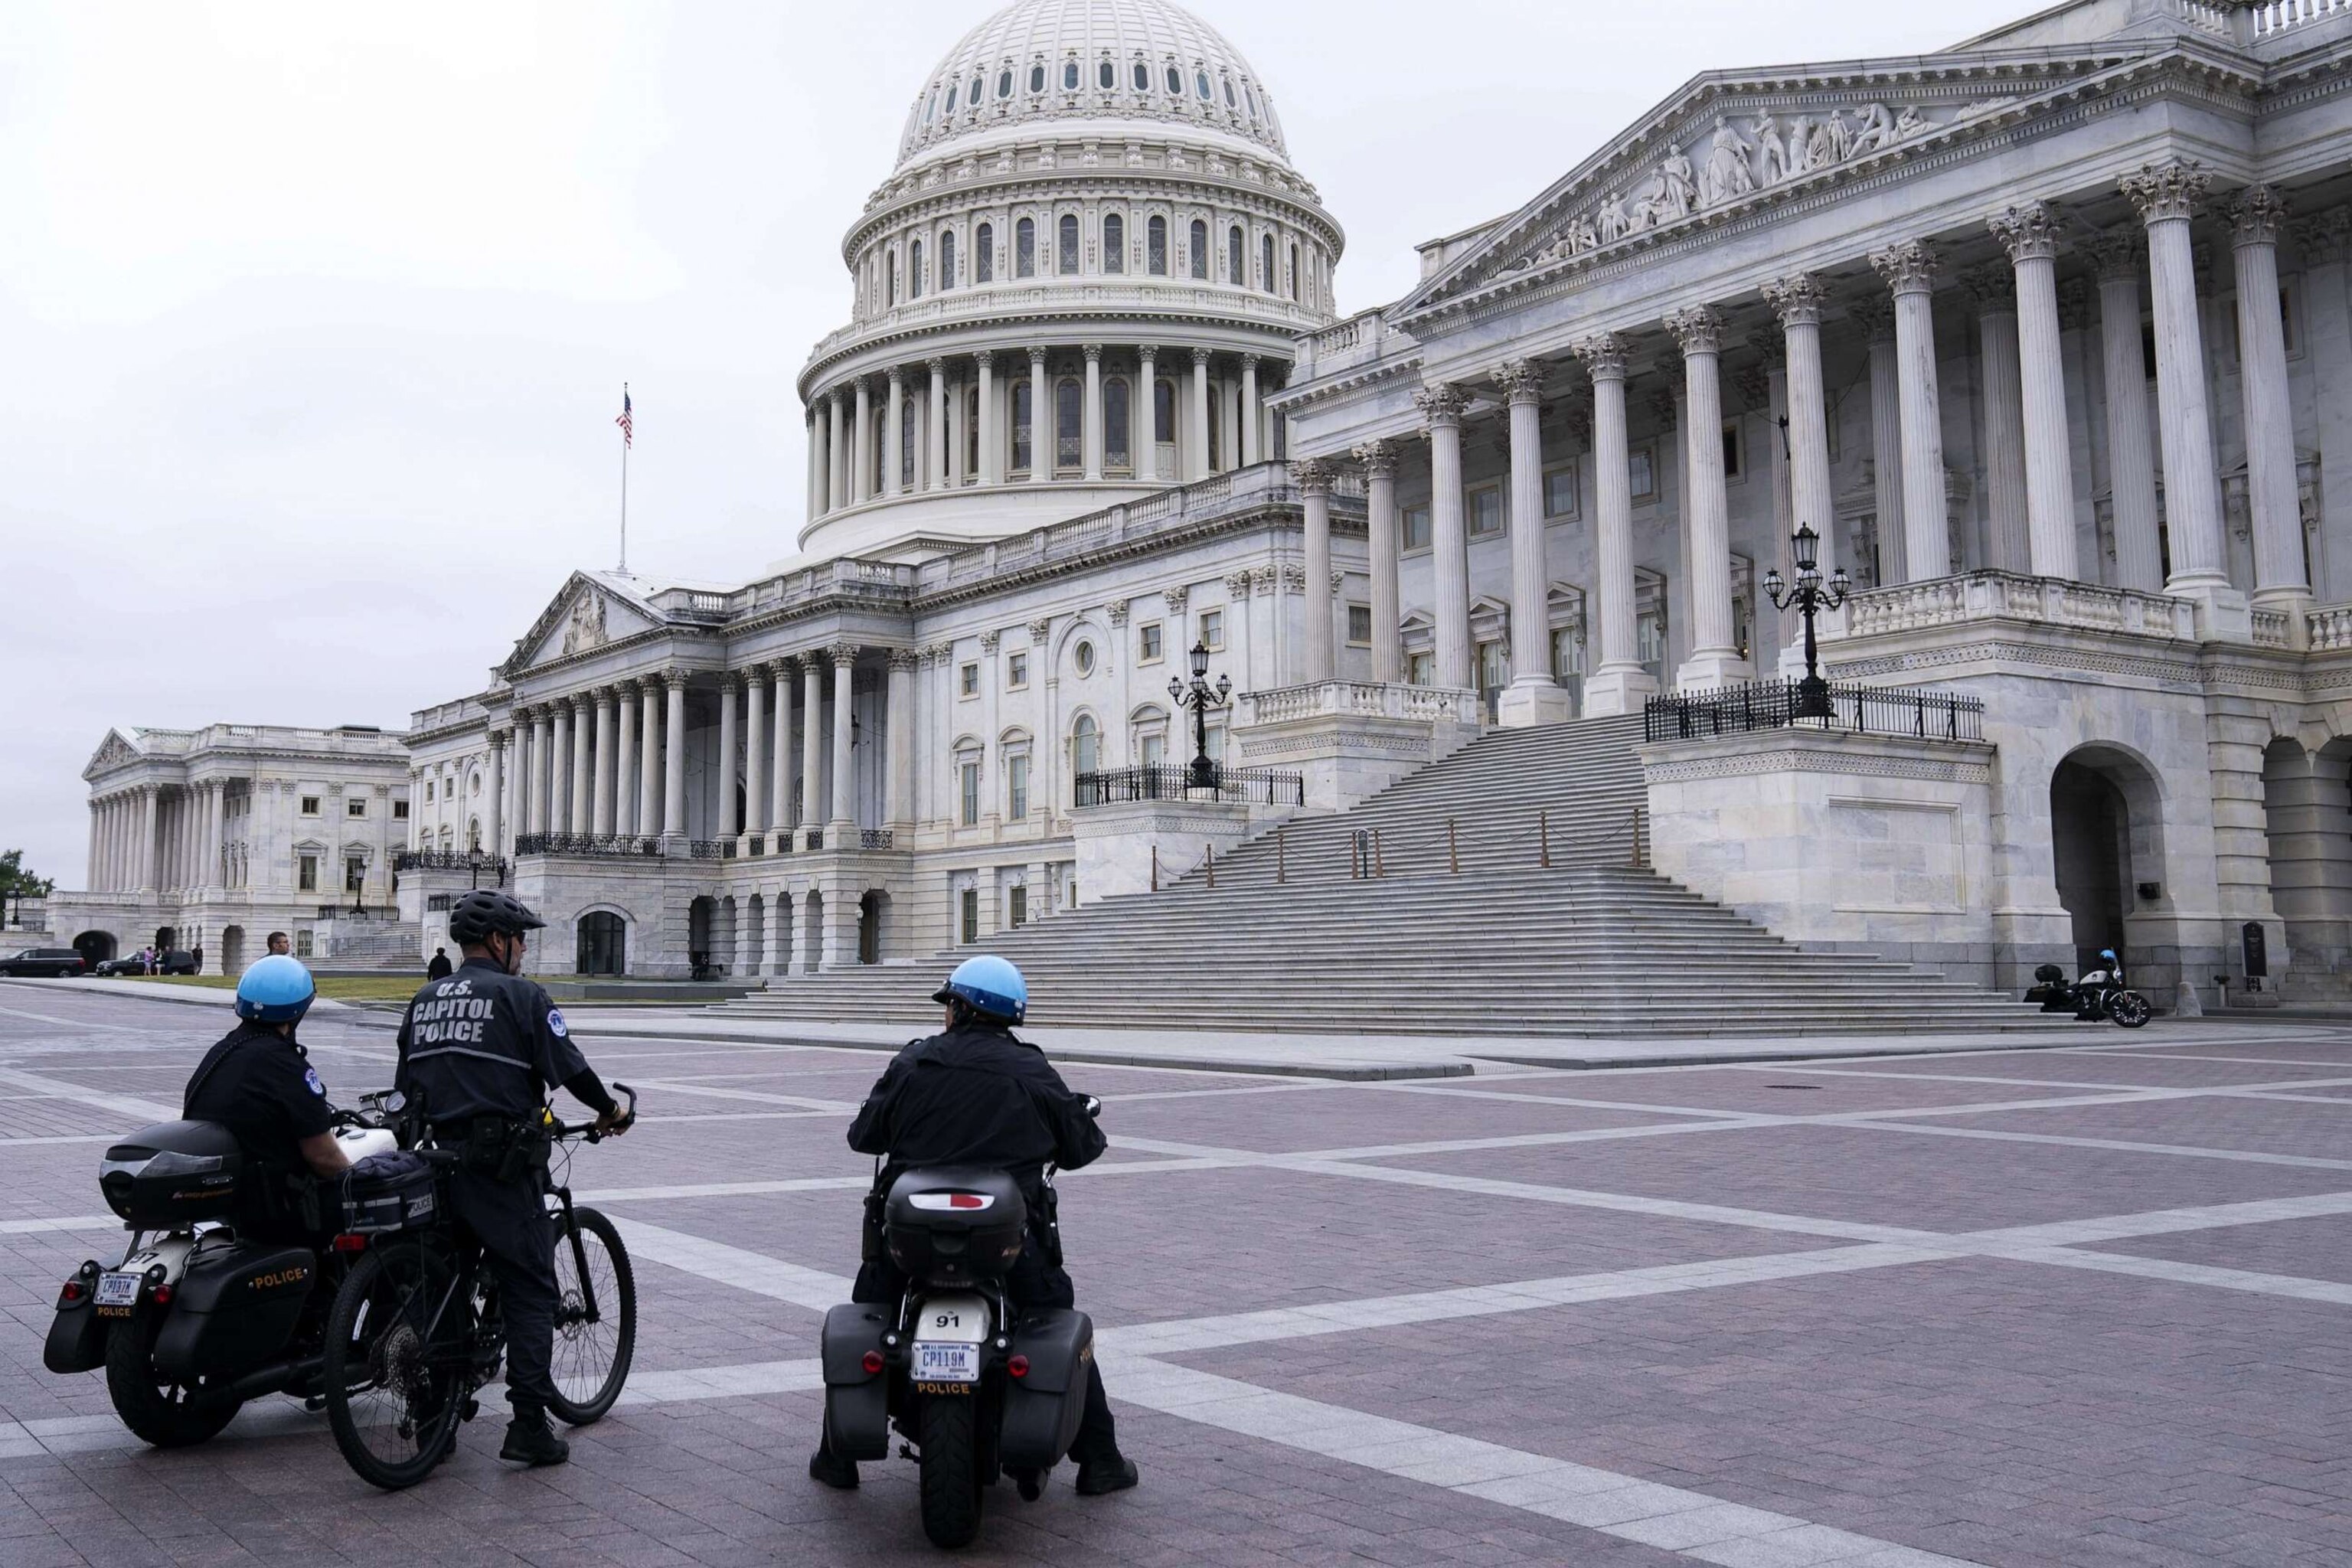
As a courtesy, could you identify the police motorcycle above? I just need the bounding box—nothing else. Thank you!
[41,1089,411,1449]
[2027,948,2153,1028]
[820,1099,1104,1550]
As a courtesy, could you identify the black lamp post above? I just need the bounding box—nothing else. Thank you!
[1168,642,1232,791]
[1762,520,1851,720]
[468,848,485,890]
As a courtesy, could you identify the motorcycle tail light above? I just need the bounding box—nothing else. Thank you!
[332,1233,368,1253]
[150,1284,172,1306]
[861,1351,885,1375]
[1007,1355,1030,1379]
[58,1280,83,1304]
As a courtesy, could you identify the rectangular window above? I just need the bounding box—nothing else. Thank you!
[1478,639,1508,695]
[1628,447,1657,501]
[1468,485,1504,537]
[1140,732,1166,768]
[1551,627,1584,679]
[347,797,367,818]
[959,663,980,697]
[298,854,318,892]
[960,887,979,944]
[1402,506,1432,552]
[1009,884,1029,929]
[423,781,435,803]
[1198,609,1223,651]
[300,795,321,816]
[1721,421,1743,480]
[1638,609,1667,678]
[392,800,409,820]
[1406,651,1434,688]
[1544,466,1579,519]
[294,929,315,959]
[1347,604,1373,645]
[1008,755,1031,822]
[1139,622,1164,663]
[959,762,980,826]
[1007,652,1029,689]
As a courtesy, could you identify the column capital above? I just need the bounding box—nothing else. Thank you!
[665,670,690,693]
[1025,617,1052,642]
[2228,184,2289,247]
[2082,225,2145,281]
[1961,262,2017,312]
[926,355,949,377]
[1989,200,2065,263]
[1190,345,1213,368]
[1240,351,1261,370]
[2292,206,2352,265]
[1492,358,1547,403]
[1031,345,1050,368]
[1413,381,1472,424]
[925,640,956,662]
[1289,457,1336,494]
[979,628,1002,652]
[1869,239,1941,297]
[2121,158,2208,224]
[488,729,509,753]
[1664,305,1725,357]
[1352,438,1400,476]
[1847,289,1895,342]
[570,690,594,712]
[743,663,769,689]
[888,648,922,673]
[1082,341,1103,363]
[1570,333,1629,381]
[1161,586,1188,615]
[828,641,861,665]
[1135,343,1159,361]
[1761,274,1828,328]
[972,348,995,372]
[719,673,741,696]
[1106,597,1131,626]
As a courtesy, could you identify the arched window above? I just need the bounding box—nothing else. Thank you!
[940,228,956,289]
[1063,60,1079,90]
[975,222,994,283]
[1148,215,1168,275]
[577,912,626,977]
[1245,85,1259,118]
[888,250,899,305]
[1262,233,1276,294]
[1165,64,1182,95]
[972,75,985,105]
[1015,217,1036,277]
[1133,60,1149,91]
[1227,226,1244,286]
[1289,242,1301,301]
[1056,378,1081,471]
[965,387,981,475]
[1072,715,1099,779]
[1189,220,1208,279]
[1030,63,1045,93]
[910,238,924,299]
[998,70,1013,99]
[1099,60,1114,90]
[1102,213,1123,274]
[1013,381,1034,473]
[1106,377,1130,470]
[945,81,958,113]
[900,400,916,487]
[1196,70,1212,100]
[1058,214,1080,274]
[1154,377,1174,445]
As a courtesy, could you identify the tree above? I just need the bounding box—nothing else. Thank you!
[0,851,53,900]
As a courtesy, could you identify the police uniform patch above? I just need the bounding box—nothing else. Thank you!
[547,1008,570,1038]
[304,1067,325,1096]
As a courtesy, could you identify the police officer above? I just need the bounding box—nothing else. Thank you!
[184,955,352,1247]
[807,955,1138,1498]
[394,890,632,1468]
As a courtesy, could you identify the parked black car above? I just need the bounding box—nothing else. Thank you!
[94,952,195,978]
[0,948,88,978]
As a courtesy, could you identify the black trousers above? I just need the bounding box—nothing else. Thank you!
[828,1240,1119,1466]
[448,1168,560,1415]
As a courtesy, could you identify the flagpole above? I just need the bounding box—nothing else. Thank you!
[619,381,629,574]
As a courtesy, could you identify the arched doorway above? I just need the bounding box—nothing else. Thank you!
[577,912,626,977]
[73,931,116,969]
[804,890,824,975]
[153,927,176,952]
[2050,745,2166,973]
[858,891,890,965]
[688,897,717,978]
[220,926,247,975]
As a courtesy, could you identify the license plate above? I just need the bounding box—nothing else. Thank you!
[913,1341,981,1385]
[95,1272,140,1308]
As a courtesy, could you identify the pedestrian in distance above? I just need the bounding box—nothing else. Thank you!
[426,946,453,981]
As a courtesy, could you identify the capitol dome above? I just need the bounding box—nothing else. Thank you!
[795,0,1340,560]
[897,0,1289,172]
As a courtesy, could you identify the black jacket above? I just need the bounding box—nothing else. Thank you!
[847,1021,1104,1191]
[394,957,608,1125]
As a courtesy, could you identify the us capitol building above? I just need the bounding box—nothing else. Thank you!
[49,0,2352,1013]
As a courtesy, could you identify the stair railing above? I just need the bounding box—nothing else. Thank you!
[1334,805,1649,879]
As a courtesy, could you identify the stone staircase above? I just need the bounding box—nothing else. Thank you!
[323,920,426,975]
[717,714,2055,1037]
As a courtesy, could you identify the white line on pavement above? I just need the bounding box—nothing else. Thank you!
[0,1067,175,1121]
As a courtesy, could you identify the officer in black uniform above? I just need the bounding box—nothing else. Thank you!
[807,954,1138,1499]
[184,954,352,1247]
[394,889,632,1468]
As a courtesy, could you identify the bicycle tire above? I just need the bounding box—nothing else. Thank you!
[323,1240,468,1491]
[544,1206,635,1426]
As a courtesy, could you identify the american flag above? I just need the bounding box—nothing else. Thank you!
[616,387,633,449]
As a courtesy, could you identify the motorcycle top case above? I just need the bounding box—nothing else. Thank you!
[884,1166,1029,1287]
[150,1237,315,1381]
[818,1303,892,1462]
[999,1307,1096,1470]
[98,1120,246,1228]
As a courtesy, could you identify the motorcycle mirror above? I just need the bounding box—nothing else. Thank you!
[383,1090,407,1113]
[1083,1096,1102,1119]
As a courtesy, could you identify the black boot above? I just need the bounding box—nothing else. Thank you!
[808,1446,860,1490]
[1074,1454,1138,1496]
[499,1408,571,1467]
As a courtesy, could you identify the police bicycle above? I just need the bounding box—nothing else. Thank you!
[318,1086,639,1489]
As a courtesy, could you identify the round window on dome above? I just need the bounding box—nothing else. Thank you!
[1133,60,1148,91]
[1063,60,1079,90]
[1031,64,1046,93]
[998,70,1013,99]
[1074,641,1096,677]
[1099,60,1114,90]
[1165,65,1182,96]
[1195,70,1212,101]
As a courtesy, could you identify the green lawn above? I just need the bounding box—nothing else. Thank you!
[117,975,426,1002]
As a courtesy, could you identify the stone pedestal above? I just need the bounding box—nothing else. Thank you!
[1234,681,1480,814]
[1496,675,1579,729]
[1581,665,1660,718]
[1073,799,1253,906]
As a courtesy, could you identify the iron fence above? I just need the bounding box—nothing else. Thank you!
[394,850,510,876]
[859,829,897,851]
[1644,680,1984,744]
[1073,764,1305,808]
[687,840,737,861]
[515,834,665,859]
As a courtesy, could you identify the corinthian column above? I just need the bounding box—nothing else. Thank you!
[2123,159,2241,629]
[1573,335,1656,714]
[2086,230,2164,591]
[1665,310,1742,691]
[882,367,905,499]
[851,378,873,505]
[1356,440,1402,684]
[486,732,507,858]
[530,707,552,836]
[829,647,858,832]
[2230,185,2311,626]
[1137,347,1161,482]
[801,657,825,841]
[615,683,639,835]
[548,701,573,835]
[1416,383,1473,691]
[1240,354,1262,466]
[976,352,1001,485]
[570,694,595,839]
[662,675,688,839]
[1083,344,1105,481]
[928,358,949,493]
[1965,263,2031,573]
[772,660,795,831]
[1189,348,1212,480]
[744,666,769,837]
[1851,293,1906,585]
[638,675,662,838]
[1870,240,1952,581]
[717,676,741,839]
[887,651,918,832]
[1495,359,1571,723]
[1029,348,1050,484]
[590,688,616,836]
[1294,460,1336,684]
[1991,201,2081,580]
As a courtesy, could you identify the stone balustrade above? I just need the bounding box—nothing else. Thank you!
[2308,604,2352,652]
[2252,609,2295,649]
[2237,0,2350,39]
[1838,570,2199,641]
[1297,309,1407,378]
[1240,680,1481,727]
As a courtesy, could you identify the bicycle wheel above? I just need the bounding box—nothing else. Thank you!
[323,1240,469,1491]
[544,1206,635,1425]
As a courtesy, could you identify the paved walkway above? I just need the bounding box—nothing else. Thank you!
[0,985,2347,1563]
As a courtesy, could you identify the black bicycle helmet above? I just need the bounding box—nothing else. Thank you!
[447,889,547,946]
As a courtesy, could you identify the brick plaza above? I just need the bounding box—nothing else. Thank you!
[1,985,2347,1566]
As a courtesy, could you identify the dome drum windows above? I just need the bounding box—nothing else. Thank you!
[1227,225,1244,286]
[1012,382,1034,475]
[1105,378,1131,472]
[1063,59,1080,91]
[1165,64,1182,96]
[1055,379,1081,472]
[910,238,924,299]
[975,222,994,283]
[1148,215,1168,276]
[998,69,1014,100]
[940,228,957,291]
[1057,214,1080,276]
[1016,217,1037,278]
[1132,60,1149,91]
[1098,59,1115,90]
[1189,219,1208,280]
[1030,63,1047,94]
[1195,69,1213,101]
[1261,233,1276,295]
[1102,213,1123,275]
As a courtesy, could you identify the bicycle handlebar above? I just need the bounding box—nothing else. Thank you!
[550,1082,637,1143]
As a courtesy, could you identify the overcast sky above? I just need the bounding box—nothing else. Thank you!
[2,0,2033,888]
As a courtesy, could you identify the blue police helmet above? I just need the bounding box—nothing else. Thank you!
[235,954,316,1025]
[933,955,1028,1025]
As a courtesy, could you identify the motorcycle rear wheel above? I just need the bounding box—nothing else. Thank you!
[2108,990,2152,1029]
[918,1395,985,1550]
[104,1317,240,1448]
[323,1240,468,1491]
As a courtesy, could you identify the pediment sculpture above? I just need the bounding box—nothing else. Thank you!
[560,590,609,658]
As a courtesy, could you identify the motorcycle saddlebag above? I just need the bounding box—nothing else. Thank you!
[41,1262,107,1374]
[998,1307,1095,1470]
[338,1152,438,1235]
[819,1303,892,1462]
[98,1120,245,1228]
[884,1167,1029,1288]
[150,1239,315,1381]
